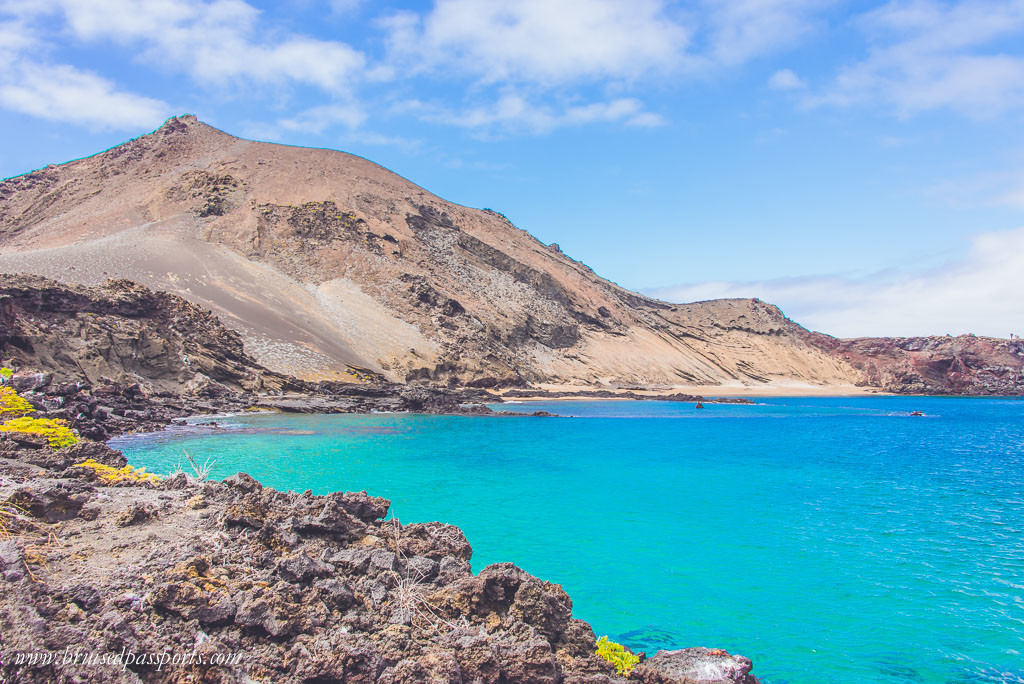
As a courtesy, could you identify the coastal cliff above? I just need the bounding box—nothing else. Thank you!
[804,332,1024,395]
[0,438,759,683]
[0,273,520,440]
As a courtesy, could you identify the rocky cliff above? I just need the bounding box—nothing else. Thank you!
[0,274,520,440]
[804,332,1024,395]
[0,115,859,390]
[0,440,760,683]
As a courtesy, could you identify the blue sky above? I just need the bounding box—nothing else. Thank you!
[1,0,1022,337]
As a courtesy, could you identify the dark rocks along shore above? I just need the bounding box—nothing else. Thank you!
[0,439,759,683]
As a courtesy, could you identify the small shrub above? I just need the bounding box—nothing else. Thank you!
[73,459,161,485]
[0,367,12,380]
[596,636,640,675]
[0,386,34,419]
[0,417,78,448]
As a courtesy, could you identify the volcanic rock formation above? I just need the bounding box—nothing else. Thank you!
[0,440,761,683]
[0,115,859,390]
[804,332,1024,395]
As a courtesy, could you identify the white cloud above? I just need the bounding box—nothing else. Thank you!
[384,0,829,85]
[646,227,1024,338]
[768,68,806,90]
[0,19,34,62]
[327,0,364,14]
[0,0,369,132]
[279,103,367,133]
[380,0,831,133]
[382,0,690,85]
[927,171,1024,209]
[0,62,169,130]
[406,93,664,134]
[49,0,367,93]
[809,0,1024,117]
[703,0,827,66]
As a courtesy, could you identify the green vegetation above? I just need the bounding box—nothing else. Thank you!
[595,636,640,675]
[0,386,34,419]
[0,417,79,448]
[0,383,81,448]
[73,459,160,485]
[0,367,12,380]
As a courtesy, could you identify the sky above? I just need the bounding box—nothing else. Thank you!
[1,0,1022,338]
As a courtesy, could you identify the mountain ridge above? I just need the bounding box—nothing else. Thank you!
[2,115,1017,394]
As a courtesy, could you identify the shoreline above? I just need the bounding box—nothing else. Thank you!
[497,382,887,400]
[0,417,761,684]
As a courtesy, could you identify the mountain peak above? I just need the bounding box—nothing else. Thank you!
[158,114,200,131]
[151,114,231,143]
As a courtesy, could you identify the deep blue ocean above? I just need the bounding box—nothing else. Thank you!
[111,397,1024,683]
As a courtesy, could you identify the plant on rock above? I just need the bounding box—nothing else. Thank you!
[0,367,12,380]
[596,636,640,675]
[0,386,35,419]
[0,416,79,448]
[73,459,160,485]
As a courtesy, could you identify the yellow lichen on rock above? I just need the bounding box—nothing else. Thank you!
[0,386,34,419]
[73,458,160,485]
[0,416,79,448]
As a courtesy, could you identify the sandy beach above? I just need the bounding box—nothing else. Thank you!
[497,382,885,400]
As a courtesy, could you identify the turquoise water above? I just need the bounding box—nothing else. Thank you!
[112,397,1024,683]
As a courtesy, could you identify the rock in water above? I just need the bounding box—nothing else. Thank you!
[633,647,760,683]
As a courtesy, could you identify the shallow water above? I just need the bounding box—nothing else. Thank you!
[112,397,1024,683]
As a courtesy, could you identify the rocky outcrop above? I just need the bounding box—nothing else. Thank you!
[632,648,758,684]
[0,274,520,438]
[805,332,1024,395]
[0,273,295,395]
[0,443,760,683]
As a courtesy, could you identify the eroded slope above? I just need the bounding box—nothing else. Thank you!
[0,115,860,389]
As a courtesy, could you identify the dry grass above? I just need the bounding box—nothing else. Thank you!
[0,501,32,540]
[172,451,215,481]
[0,501,62,583]
[385,515,458,635]
[184,451,214,481]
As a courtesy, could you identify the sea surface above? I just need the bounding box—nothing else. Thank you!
[112,397,1024,683]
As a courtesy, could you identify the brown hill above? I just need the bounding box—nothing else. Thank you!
[0,115,874,390]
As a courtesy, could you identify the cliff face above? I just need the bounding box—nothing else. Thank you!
[0,273,290,395]
[804,333,1024,395]
[0,115,859,390]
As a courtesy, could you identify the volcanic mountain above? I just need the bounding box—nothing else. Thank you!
[0,115,952,391]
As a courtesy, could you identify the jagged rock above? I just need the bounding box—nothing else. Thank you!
[399,522,473,561]
[115,502,156,527]
[0,540,25,582]
[277,551,333,584]
[0,436,752,684]
[223,471,262,493]
[10,372,51,392]
[6,481,94,522]
[632,648,759,684]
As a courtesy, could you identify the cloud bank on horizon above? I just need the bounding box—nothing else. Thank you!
[0,0,1022,338]
[648,226,1024,339]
